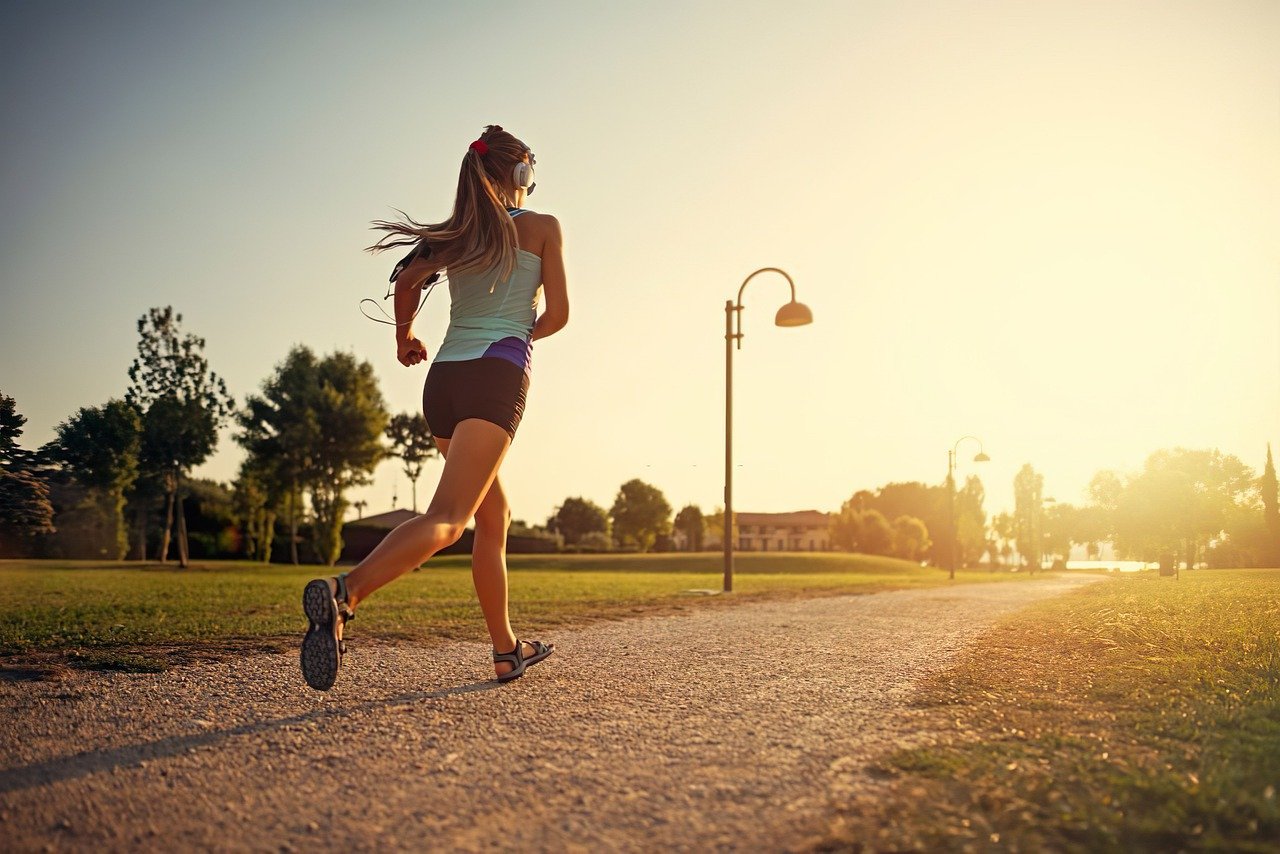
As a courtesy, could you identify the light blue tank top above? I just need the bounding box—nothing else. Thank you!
[434,209,542,373]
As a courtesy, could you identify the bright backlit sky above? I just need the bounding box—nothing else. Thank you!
[2,0,1277,525]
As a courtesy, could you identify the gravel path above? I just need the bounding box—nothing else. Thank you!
[1,575,1099,852]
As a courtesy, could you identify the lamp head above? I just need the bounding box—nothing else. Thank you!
[974,452,990,462]
[775,300,812,328]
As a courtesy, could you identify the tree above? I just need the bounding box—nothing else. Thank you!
[307,352,389,565]
[704,506,735,548]
[1041,502,1077,566]
[955,475,988,568]
[609,479,672,552]
[232,459,273,562]
[856,508,894,556]
[1263,444,1280,565]
[1087,448,1255,567]
[47,400,141,560]
[0,469,56,549]
[674,504,705,551]
[126,307,234,566]
[547,496,609,545]
[856,482,949,565]
[238,347,388,566]
[1,392,30,471]
[1013,464,1044,572]
[0,393,54,551]
[385,413,438,513]
[829,495,895,556]
[891,515,931,561]
[990,511,1015,569]
[238,347,321,565]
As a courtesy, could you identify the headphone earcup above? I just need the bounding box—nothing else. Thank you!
[513,162,531,189]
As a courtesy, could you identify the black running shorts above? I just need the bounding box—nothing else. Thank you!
[422,357,529,441]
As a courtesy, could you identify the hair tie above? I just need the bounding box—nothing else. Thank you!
[469,139,489,156]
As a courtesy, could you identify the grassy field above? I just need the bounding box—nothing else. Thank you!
[0,552,1022,671]
[818,568,1280,852]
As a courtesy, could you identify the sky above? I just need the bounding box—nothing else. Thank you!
[1,0,1277,527]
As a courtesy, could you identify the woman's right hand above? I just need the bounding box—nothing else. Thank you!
[397,335,428,367]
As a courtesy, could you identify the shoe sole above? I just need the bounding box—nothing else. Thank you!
[300,580,340,691]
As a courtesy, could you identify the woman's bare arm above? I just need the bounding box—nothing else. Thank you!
[393,257,440,366]
[532,216,568,342]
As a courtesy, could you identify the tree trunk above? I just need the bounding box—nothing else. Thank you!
[288,489,299,565]
[159,481,176,563]
[176,491,190,568]
[109,487,128,560]
[261,510,276,563]
[134,503,148,561]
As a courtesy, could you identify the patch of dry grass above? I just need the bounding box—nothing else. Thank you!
[816,569,1280,852]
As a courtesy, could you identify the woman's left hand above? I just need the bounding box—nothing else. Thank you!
[397,336,428,367]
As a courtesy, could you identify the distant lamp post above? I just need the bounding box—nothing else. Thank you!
[947,436,990,580]
[724,268,812,593]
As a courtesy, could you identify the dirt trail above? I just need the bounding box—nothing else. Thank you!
[1,575,1099,852]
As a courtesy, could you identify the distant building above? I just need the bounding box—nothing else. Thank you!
[691,509,833,552]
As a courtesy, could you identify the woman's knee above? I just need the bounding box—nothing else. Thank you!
[415,511,469,548]
[475,502,511,539]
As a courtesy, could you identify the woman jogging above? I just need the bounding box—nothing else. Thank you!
[301,125,568,690]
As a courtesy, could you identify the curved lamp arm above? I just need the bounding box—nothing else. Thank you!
[737,267,797,306]
[952,435,987,457]
[731,267,807,349]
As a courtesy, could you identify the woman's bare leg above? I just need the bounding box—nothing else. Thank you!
[472,475,540,676]
[432,440,533,678]
[341,419,511,608]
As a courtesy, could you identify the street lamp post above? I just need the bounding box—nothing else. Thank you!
[947,436,990,580]
[724,268,812,593]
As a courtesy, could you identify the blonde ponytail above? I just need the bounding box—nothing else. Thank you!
[367,125,531,282]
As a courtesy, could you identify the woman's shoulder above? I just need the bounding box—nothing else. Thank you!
[519,210,562,242]
[515,208,560,228]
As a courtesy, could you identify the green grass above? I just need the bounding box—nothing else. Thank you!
[819,569,1280,852]
[0,553,1018,670]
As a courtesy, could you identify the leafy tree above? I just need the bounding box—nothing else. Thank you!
[126,307,234,566]
[47,400,141,559]
[1,392,29,470]
[704,506,735,547]
[674,504,705,551]
[857,508,894,556]
[990,511,1015,569]
[1041,502,1077,565]
[238,347,387,566]
[609,479,672,552]
[307,352,389,565]
[547,496,609,545]
[829,496,894,556]
[1013,464,1045,572]
[1263,443,1279,565]
[238,347,321,565]
[955,475,987,568]
[855,482,948,565]
[1088,448,1255,567]
[0,393,54,550]
[891,515,931,561]
[232,459,274,562]
[385,413,438,513]
[0,469,56,548]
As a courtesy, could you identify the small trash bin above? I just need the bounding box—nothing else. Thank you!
[1158,554,1176,577]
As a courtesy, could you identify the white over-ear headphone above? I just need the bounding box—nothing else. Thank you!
[513,151,536,195]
